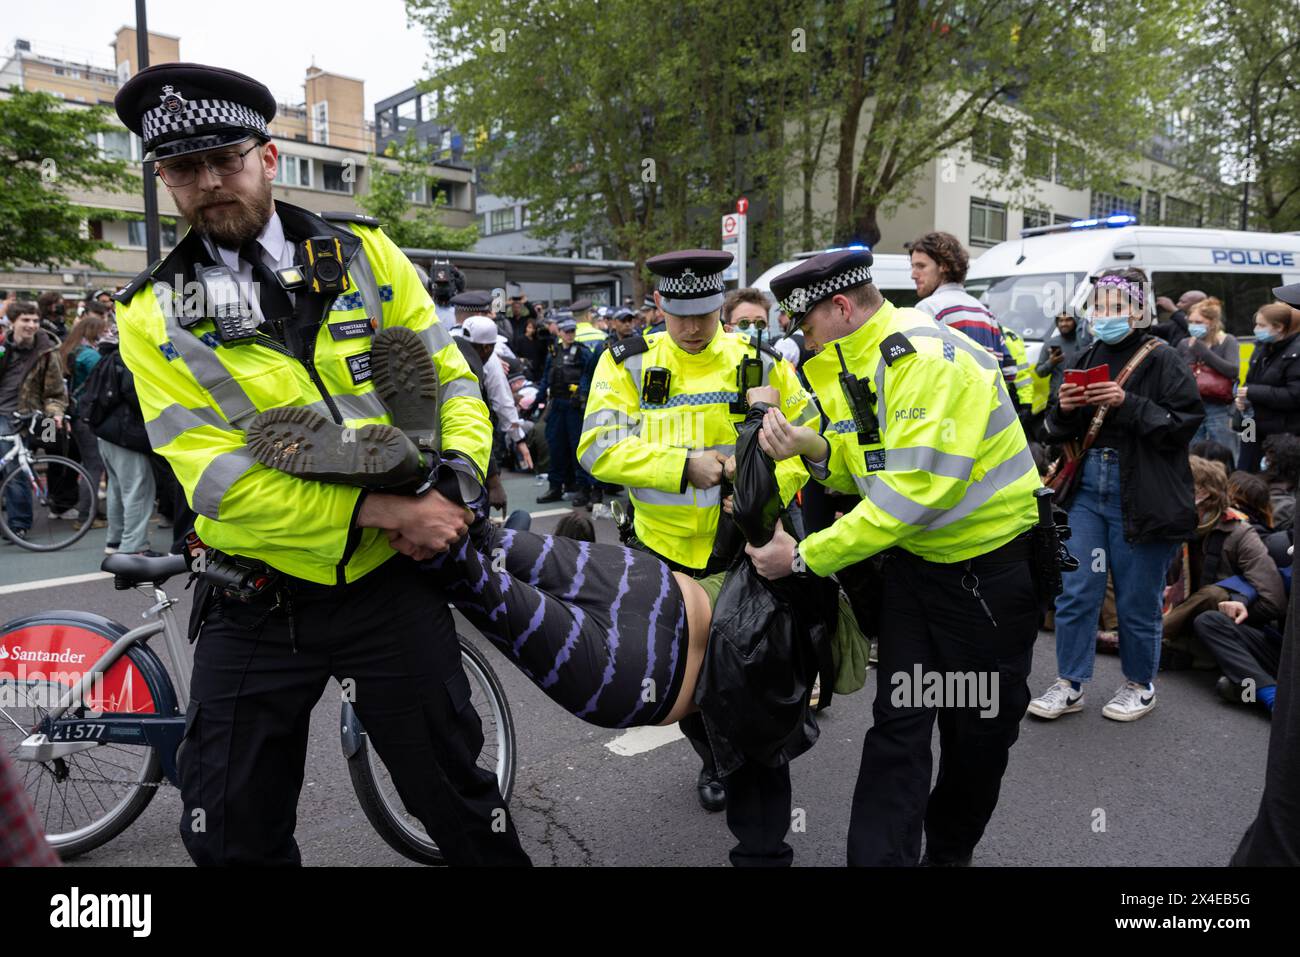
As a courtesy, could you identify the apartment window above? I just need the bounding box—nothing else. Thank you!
[1025,135,1053,181]
[322,162,353,194]
[406,179,427,204]
[1209,194,1238,228]
[97,129,134,161]
[1090,186,1139,219]
[969,198,1007,247]
[1164,196,1202,228]
[521,205,531,227]
[1023,208,1052,231]
[970,117,1012,168]
[128,220,178,247]
[274,155,311,188]
[1053,213,1079,225]
[378,110,394,140]
[481,212,491,235]
[419,92,437,122]
[312,102,329,146]
[490,208,515,234]
[396,97,418,134]
[1055,149,1085,189]
[1144,189,1162,224]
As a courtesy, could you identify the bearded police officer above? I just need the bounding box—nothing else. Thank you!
[745,249,1044,867]
[112,63,528,866]
[578,249,814,857]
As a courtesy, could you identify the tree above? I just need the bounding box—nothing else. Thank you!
[356,135,480,250]
[0,88,135,271]
[1181,3,1300,232]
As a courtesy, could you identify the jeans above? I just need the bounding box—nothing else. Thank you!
[1053,448,1177,687]
[98,438,156,553]
[1193,400,1238,464]
[0,417,32,532]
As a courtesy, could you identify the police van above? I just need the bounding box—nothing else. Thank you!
[752,247,916,330]
[966,216,1300,371]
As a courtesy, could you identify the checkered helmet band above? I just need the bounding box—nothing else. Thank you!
[142,98,268,145]
[658,268,726,297]
[779,264,873,315]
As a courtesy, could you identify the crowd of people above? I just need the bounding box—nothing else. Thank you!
[0,287,189,555]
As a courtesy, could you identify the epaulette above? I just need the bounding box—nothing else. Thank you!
[321,210,381,228]
[755,341,781,361]
[880,331,918,366]
[609,335,650,364]
[113,259,163,304]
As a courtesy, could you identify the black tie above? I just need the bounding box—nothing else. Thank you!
[238,239,295,326]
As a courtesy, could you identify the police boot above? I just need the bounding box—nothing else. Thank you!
[370,326,441,452]
[246,407,427,489]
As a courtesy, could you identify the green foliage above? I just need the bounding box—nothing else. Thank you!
[356,136,479,250]
[0,88,135,271]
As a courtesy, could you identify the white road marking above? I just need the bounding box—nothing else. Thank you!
[604,724,684,756]
[0,572,112,596]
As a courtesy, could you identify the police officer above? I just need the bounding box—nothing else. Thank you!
[537,315,594,504]
[112,63,528,866]
[1000,322,1036,420]
[570,298,606,348]
[578,249,814,856]
[747,249,1042,867]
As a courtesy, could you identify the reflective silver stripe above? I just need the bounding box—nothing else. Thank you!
[873,356,889,434]
[707,443,735,456]
[623,353,645,392]
[759,350,775,380]
[902,326,998,371]
[191,448,257,519]
[440,376,482,402]
[347,246,384,330]
[862,444,1036,530]
[632,485,723,508]
[791,403,820,427]
[161,312,259,428]
[984,394,1018,438]
[419,320,454,355]
[582,409,639,434]
[146,404,234,448]
[852,472,873,497]
[332,392,390,421]
[885,446,975,481]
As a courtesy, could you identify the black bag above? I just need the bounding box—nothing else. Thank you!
[731,402,782,546]
[88,352,150,453]
[77,351,121,429]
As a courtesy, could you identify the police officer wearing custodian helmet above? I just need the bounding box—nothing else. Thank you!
[113,62,528,865]
[746,248,1046,866]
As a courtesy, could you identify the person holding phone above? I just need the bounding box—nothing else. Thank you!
[1035,311,1091,412]
[1031,268,1203,723]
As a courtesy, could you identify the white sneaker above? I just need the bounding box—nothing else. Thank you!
[104,543,119,555]
[1102,681,1156,722]
[49,508,79,521]
[1027,679,1085,719]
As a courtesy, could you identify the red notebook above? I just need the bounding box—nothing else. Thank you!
[1064,364,1110,388]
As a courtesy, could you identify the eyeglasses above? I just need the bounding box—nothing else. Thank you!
[734,319,764,330]
[155,142,259,188]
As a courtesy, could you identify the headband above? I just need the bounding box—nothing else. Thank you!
[1093,274,1145,308]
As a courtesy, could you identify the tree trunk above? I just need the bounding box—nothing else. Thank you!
[851,203,883,249]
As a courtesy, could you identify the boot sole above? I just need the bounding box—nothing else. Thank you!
[246,406,423,487]
[371,326,440,450]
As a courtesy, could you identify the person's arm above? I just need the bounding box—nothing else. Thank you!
[767,356,815,505]
[1241,353,1300,411]
[577,348,687,491]
[799,355,989,576]
[1103,348,1205,451]
[40,351,68,419]
[481,355,526,442]
[1233,526,1287,622]
[1194,335,1240,380]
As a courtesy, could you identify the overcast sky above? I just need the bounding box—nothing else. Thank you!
[4,0,442,116]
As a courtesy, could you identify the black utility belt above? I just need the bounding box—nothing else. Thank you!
[892,530,1033,568]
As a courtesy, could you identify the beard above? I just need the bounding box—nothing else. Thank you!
[178,178,274,249]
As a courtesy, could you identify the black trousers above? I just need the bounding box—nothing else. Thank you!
[1193,611,1282,690]
[180,555,529,866]
[847,546,1038,866]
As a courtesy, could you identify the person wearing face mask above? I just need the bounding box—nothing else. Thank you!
[1031,268,1203,723]
[1176,297,1240,463]
[1236,300,1300,473]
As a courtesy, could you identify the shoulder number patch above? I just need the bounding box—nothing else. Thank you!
[880,332,916,367]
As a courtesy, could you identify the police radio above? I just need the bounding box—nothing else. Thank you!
[730,330,765,414]
[194,264,261,343]
[836,343,880,444]
[299,236,349,295]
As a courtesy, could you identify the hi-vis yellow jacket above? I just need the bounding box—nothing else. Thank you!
[115,202,490,585]
[1001,324,1038,411]
[579,328,814,569]
[573,321,606,346]
[798,300,1040,576]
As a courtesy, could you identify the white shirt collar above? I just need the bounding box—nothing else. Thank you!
[209,211,289,272]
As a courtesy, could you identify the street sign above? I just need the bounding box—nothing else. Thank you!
[721,210,746,285]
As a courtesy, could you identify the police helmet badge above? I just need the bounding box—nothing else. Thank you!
[159,84,186,113]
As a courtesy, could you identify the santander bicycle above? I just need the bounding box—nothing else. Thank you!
[0,551,515,864]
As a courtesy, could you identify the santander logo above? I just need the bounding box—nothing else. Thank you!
[0,645,8,660]
[0,644,86,665]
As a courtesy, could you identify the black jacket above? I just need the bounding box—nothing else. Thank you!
[1243,331,1300,437]
[1043,332,1203,543]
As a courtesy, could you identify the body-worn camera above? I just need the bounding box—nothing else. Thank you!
[299,236,349,295]
[642,367,671,406]
[194,264,261,343]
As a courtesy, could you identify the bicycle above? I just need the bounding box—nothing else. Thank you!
[0,412,97,551]
[0,551,516,864]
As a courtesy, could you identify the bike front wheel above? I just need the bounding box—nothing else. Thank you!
[346,636,516,865]
[0,452,97,551]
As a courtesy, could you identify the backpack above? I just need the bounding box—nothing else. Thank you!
[77,350,122,428]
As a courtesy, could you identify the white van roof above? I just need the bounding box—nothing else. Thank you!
[752,249,914,295]
[969,225,1300,282]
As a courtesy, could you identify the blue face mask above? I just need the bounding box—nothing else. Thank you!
[736,323,763,344]
[1091,317,1133,344]
[1188,323,1207,338]
[1256,328,1277,343]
